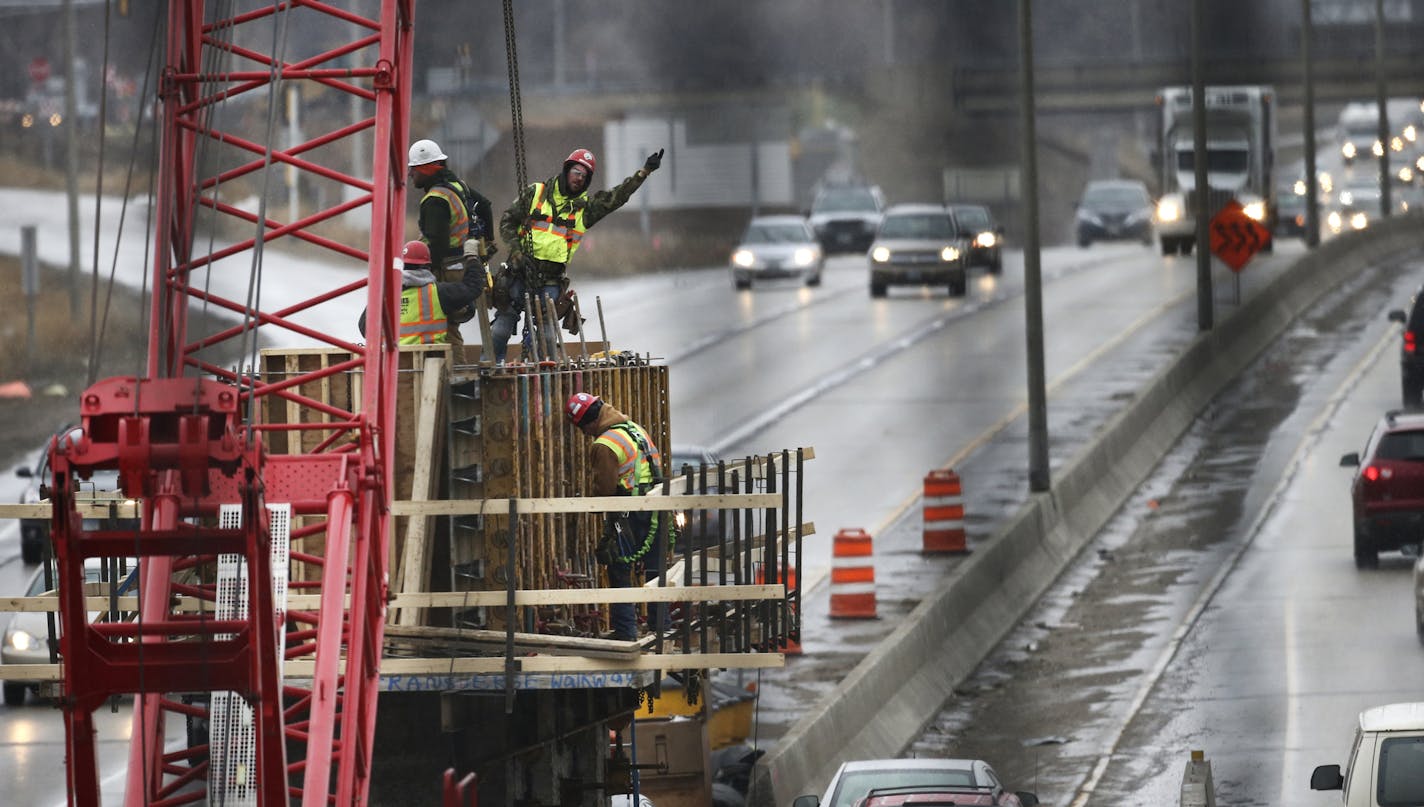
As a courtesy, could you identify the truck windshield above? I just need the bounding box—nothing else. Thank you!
[1176,149,1249,174]
[813,189,878,213]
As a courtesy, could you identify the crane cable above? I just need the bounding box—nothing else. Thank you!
[502,0,528,195]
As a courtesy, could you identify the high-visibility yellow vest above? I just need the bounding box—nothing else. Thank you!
[524,180,587,264]
[398,284,447,344]
[595,421,662,494]
[421,181,471,250]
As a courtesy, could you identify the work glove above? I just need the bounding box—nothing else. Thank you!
[644,148,664,173]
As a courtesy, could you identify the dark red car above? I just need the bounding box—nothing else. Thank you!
[1340,410,1424,568]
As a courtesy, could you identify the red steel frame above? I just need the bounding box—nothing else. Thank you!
[48,2,414,804]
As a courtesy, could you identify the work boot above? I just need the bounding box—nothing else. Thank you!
[600,629,637,642]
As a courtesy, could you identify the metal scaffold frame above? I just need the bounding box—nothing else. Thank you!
[47,2,414,804]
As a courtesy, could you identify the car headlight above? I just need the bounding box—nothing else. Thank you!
[1242,200,1267,222]
[1351,211,1369,230]
[940,246,960,262]
[1407,125,1418,143]
[1391,136,1404,153]
[732,249,755,268]
[6,628,36,652]
[871,246,891,263]
[1156,197,1182,223]
[1339,190,1354,206]
[974,232,996,248]
[1076,210,1103,226]
[1373,140,1385,157]
[1342,142,1357,159]
[793,247,816,267]
[1400,167,1415,184]
[1327,210,1342,229]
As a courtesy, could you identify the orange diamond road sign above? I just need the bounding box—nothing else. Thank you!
[1208,199,1272,273]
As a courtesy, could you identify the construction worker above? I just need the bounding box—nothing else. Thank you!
[565,391,670,642]
[408,138,495,345]
[357,240,485,345]
[491,146,665,362]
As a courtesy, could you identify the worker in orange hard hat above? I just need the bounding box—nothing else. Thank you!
[490,146,666,363]
[566,391,673,642]
[358,240,486,346]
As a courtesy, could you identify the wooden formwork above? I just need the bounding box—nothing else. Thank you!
[453,360,669,630]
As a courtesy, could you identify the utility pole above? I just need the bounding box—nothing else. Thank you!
[1191,0,1212,332]
[63,0,81,318]
[1375,0,1391,219]
[1019,0,1049,493]
[1302,0,1319,247]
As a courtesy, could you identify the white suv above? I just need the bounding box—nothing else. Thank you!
[1311,702,1424,805]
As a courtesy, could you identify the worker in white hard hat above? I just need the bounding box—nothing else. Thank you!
[407,138,495,345]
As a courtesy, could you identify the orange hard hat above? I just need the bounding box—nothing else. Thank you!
[401,240,431,267]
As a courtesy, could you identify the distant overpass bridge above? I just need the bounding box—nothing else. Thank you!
[954,57,1424,115]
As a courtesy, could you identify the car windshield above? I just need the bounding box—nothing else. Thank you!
[1378,736,1424,803]
[1375,430,1424,461]
[743,222,810,244]
[814,189,879,213]
[830,769,976,807]
[879,214,956,239]
[1083,185,1149,207]
[953,207,989,229]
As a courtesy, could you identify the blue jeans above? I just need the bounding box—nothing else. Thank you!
[604,513,667,640]
[490,276,561,362]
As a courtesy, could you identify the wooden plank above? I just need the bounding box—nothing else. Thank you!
[389,492,782,517]
[395,356,448,627]
[4,651,786,682]
[0,584,785,615]
[386,624,643,659]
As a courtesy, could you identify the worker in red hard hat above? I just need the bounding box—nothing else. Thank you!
[566,391,672,642]
[358,240,486,346]
[491,146,666,363]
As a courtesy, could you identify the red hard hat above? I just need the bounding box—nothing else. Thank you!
[564,148,596,179]
[566,391,603,427]
[401,240,431,267]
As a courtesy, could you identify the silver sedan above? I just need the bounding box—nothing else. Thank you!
[730,215,824,290]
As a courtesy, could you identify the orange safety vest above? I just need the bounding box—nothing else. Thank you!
[398,283,448,344]
[421,181,471,250]
[524,180,587,264]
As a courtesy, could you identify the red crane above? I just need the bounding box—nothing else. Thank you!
[47,2,414,804]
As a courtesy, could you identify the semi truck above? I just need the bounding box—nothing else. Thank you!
[1153,85,1276,256]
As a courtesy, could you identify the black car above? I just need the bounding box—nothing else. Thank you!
[947,203,1003,274]
[1075,179,1154,247]
[1390,287,1424,408]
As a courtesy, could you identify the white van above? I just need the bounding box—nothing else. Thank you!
[1311,702,1424,805]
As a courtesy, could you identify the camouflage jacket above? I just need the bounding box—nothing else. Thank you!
[498,169,648,278]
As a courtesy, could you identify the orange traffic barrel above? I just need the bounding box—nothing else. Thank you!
[923,469,969,554]
[829,528,877,619]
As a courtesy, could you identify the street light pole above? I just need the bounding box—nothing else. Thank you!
[1019,0,1049,493]
[63,0,82,318]
[1375,0,1391,219]
[1192,0,1212,332]
[1302,0,1320,248]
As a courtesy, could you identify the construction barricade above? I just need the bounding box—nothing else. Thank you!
[829,528,876,619]
[923,469,969,554]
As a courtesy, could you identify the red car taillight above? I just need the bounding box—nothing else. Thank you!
[1405,330,1417,355]
[1364,465,1382,482]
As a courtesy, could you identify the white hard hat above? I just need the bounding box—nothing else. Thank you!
[408,139,447,167]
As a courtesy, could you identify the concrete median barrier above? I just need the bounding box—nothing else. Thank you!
[748,218,1424,807]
